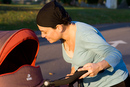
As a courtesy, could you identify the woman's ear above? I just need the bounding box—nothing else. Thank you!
[56,24,64,33]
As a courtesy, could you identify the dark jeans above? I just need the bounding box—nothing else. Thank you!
[112,75,130,87]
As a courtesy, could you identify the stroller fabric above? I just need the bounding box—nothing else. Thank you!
[0,65,43,87]
[0,29,44,87]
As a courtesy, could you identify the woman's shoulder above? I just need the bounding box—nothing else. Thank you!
[74,21,98,35]
[74,22,92,44]
[74,21,96,38]
[74,21,105,44]
[73,21,94,29]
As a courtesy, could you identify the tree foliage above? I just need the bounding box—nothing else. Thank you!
[2,0,12,4]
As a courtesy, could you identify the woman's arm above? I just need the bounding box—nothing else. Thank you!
[70,66,76,74]
[78,60,111,79]
[78,29,122,78]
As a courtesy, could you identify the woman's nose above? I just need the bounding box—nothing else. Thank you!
[41,32,46,38]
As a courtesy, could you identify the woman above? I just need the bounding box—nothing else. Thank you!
[36,1,129,87]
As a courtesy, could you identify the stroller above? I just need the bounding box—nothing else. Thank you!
[0,29,87,87]
[0,29,43,87]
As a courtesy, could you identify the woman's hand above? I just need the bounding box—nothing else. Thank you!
[78,63,101,79]
[78,60,110,79]
[65,66,75,79]
[65,73,73,79]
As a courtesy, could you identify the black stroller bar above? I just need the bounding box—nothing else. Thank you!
[42,70,88,87]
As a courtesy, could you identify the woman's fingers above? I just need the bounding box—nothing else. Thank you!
[78,63,100,79]
[65,73,73,79]
[79,71,90,79]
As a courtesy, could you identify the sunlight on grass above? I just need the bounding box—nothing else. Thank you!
[65,7,130,24]
[0,10,38,30]
[0,5,130,31]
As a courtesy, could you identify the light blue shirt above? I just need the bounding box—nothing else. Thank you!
[62,21,128,87]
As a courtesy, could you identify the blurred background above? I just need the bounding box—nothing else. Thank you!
[1,0,130,8]
[0,0,130,31]
[0,0,130,82]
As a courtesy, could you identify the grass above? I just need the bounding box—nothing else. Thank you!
[0,4,130,31]
[67,7,130,24]
[0,4,40,31]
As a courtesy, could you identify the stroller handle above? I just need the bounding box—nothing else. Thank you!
[42,70,88,87]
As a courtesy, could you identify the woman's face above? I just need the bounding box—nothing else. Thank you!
[37,25,62,43]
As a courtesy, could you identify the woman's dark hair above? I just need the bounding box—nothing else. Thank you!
[36,0,72,28]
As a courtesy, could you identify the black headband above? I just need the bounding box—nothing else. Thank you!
[36,1,71,28]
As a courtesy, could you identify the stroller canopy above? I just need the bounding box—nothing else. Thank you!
[0,29,39,75]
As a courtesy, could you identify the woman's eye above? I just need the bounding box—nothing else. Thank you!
[44,32,47,34]
[42,31,46,34]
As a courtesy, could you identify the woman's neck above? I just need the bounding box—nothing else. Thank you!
[62,23,76,42]
[62,23,76,52]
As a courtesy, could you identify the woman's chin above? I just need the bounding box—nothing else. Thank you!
[49,41,54,43]
[48,39,58,43]
[48,40,55,43]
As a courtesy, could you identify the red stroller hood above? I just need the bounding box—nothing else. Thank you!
[0,29,39,74]
[0,29,44,87]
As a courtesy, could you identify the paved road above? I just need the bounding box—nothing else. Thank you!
[35,23,130,81]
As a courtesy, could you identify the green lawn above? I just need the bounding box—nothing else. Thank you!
[0,4,130,31]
